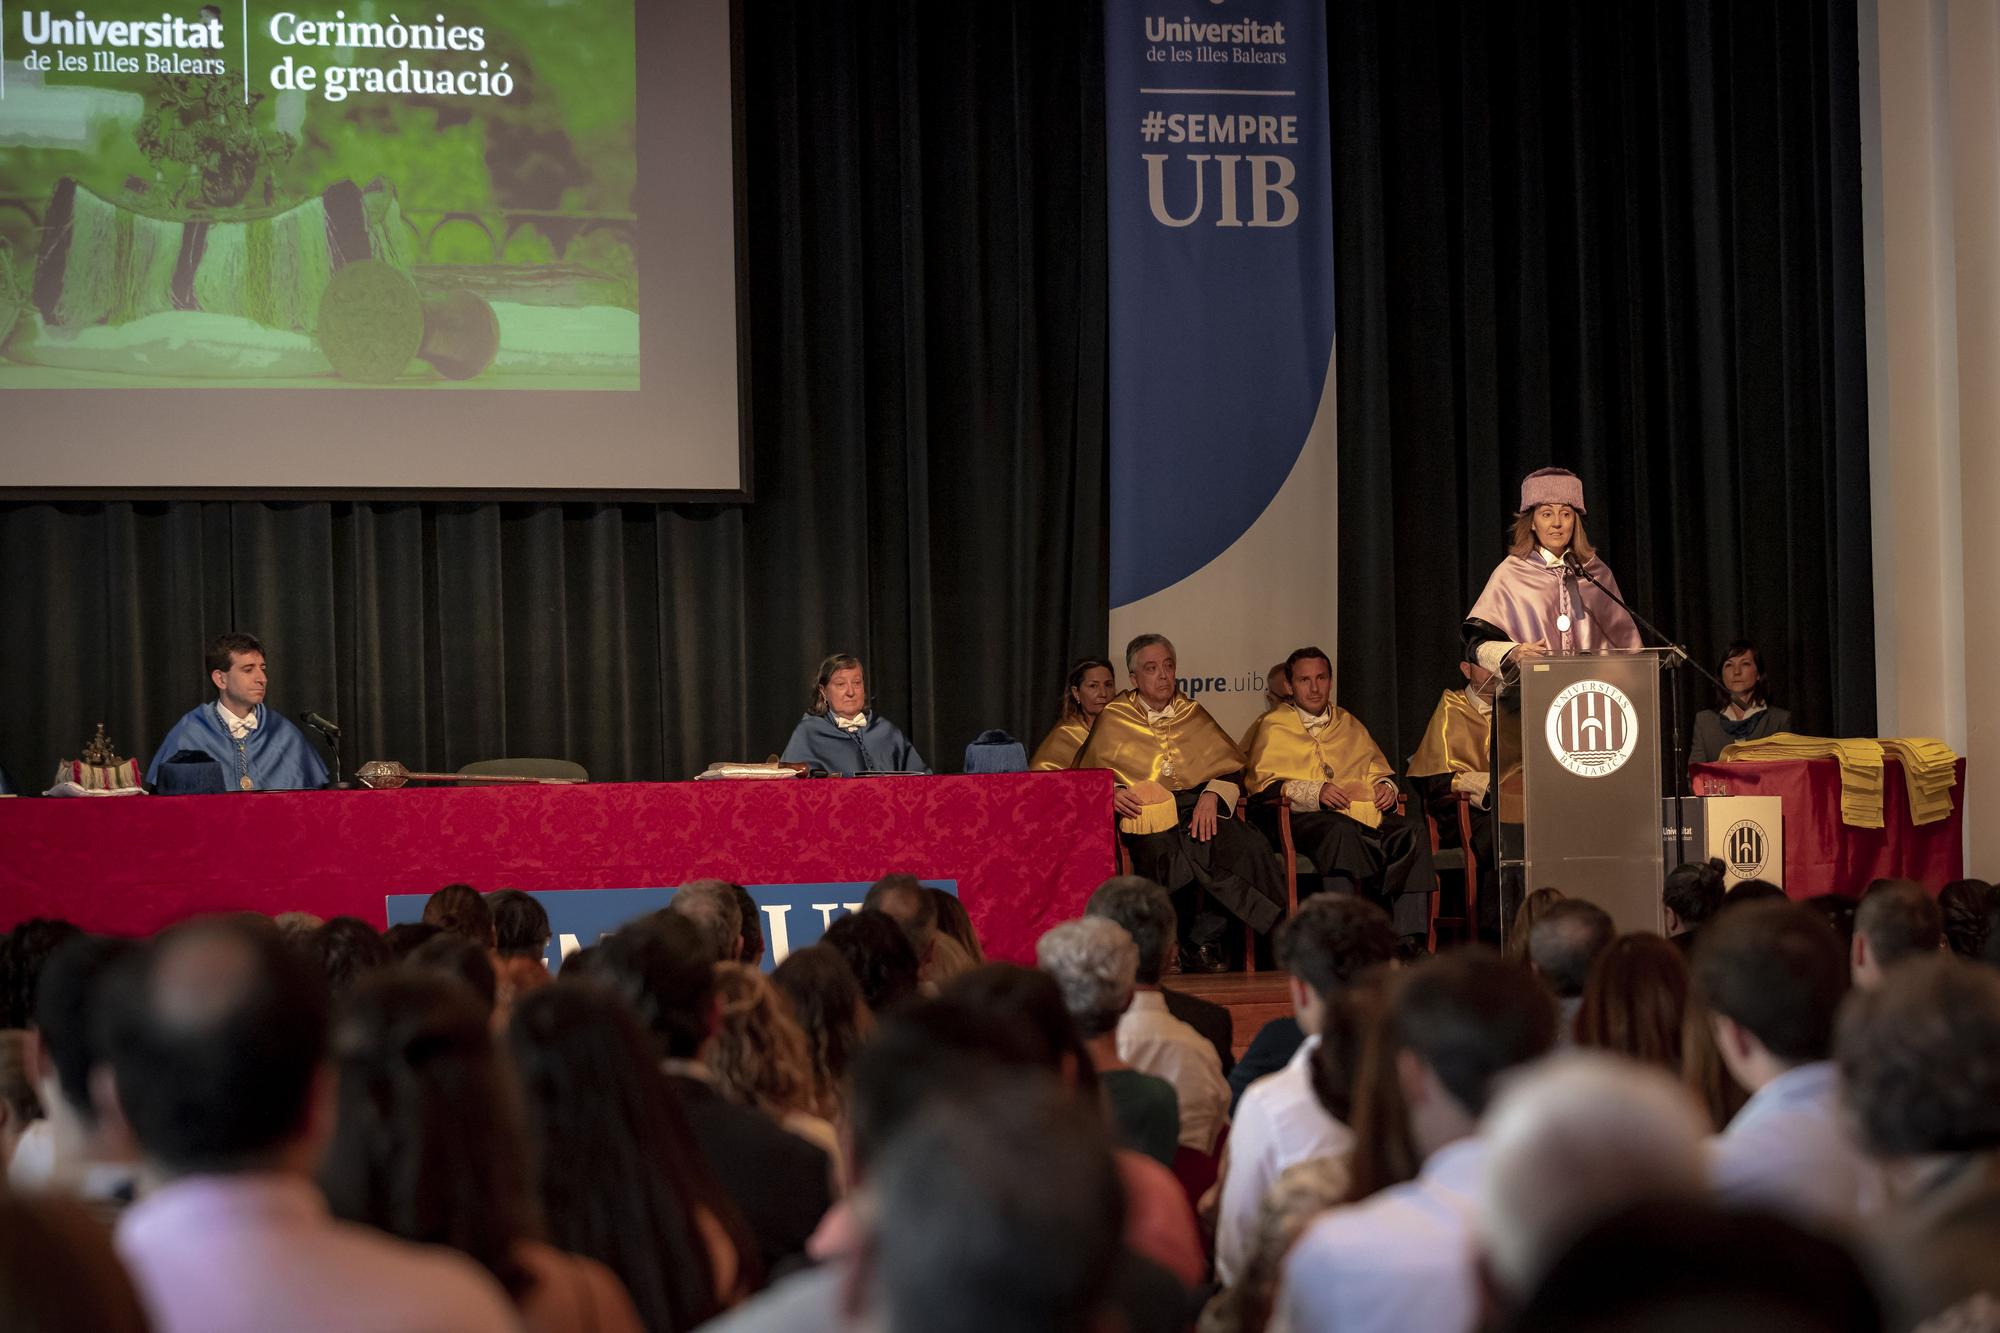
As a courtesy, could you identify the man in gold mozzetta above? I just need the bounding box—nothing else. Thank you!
[1074,634,1286,973]
[1407,659,1507,942]
[1241,647,1435,944]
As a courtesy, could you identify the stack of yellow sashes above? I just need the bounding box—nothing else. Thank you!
[1717,733,1959,828]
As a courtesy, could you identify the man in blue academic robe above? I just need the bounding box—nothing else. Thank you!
[145,632,329,792]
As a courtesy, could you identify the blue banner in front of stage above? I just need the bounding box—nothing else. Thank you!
[385,880,957,978]
[1105,0,1338,740]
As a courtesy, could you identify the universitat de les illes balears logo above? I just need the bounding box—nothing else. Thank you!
[1544,680,1638,778]
[1723,820,1769,877]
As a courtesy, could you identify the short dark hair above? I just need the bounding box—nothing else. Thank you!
[488,890,552,960]
[1691,901,1847,1064]
[1721,878,1787,908]
[1527,899,1616,999]
[2,918,84,1028]
[301,917,393,1001]
[942,964,1098,1105]
[1838,955,2000,1156]
[406,932,498,1015]
[204,632,263,679]
[1393,946,1557,1116]
[848,998,1044,1174]
[32,935,139,1123]
[1275,894,1395,999]
[1085,876,1176,985]
[1283,646,1333,678]
[863,874,939,959]
[821,910,921,1016]
[1662,859,1725,930]
[1855,879,1943,968]
[589,914,715,1061]
[1801,893,1859,951]
[1713,640,1771,709]
[100,917,330,1174]
[382,921,442,961]
[421,884,494,947]
[728,883,763,965]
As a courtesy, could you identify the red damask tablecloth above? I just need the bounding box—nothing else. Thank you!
[1687,757,1966,896]
[0,772,1118,963]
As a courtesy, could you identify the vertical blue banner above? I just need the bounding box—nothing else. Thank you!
[1105,1,1338,737]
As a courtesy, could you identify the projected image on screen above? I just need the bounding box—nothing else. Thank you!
[0,1,639,390]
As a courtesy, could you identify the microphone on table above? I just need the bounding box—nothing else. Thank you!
[303,711,342,738]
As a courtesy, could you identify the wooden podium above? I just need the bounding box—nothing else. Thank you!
[1492,649,1672,943]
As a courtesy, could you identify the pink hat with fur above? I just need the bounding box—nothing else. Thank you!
[1519,467,1586,515]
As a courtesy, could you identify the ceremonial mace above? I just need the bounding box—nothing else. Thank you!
[355,761,586,789]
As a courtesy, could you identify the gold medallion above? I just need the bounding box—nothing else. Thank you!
[239,776,254,791]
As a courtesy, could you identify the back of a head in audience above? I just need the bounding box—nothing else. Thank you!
[1085,876,1176,985]
[421,883,496,949]
[1691,900,1845,1089]
[30,933,139,1161]
[708,962,817,1120]
[1503,888,1564,964]
[1036,917,1138,1039]
[847,997,1046,1178]
[1394,946,1557,1158]
[864,874,939,965]
[1527,899,1615,1000]
[821,909,921,1016]
[1722,878,1787,908]
[1,1029,41,1167]
[406,931,498,1016]
[1838,954,2000,1159]
[2,917,84,1027]
[1852,878,1943,988]
[588,913,715,1061]
[1506,1197,1883,1333]
[943,963,1097,1100]
[383,920,444,961]
[928,886,985,965]
[1937,878,1993,959]
[1275,894,1396,1034]
[301,916,393,1001]
[321,970,533,1300]
[1573,933,1688,1073]
[0,1192,151,1333]
[508,979,739,1331]
[864,1076,1126,1333]
[487,889,552,960]
[272,911,324,941]
[728,882,764,967]
[667,879,744,964]
[100,915,330,1177]
[1802,893,1859,951]
[1662,859,1725,937]
[1481,1051,1708,1299]
[770,944,869,1120]
[1307,967,1392,1128]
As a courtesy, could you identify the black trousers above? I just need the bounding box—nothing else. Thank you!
[1121,788,1287,945]
[1254,798,1435,940]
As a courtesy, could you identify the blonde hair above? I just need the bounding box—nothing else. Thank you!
[707,963,817,1119]
[1507,510,1596,562]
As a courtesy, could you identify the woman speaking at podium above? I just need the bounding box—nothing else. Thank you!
[1462,467,1642,671]
[782,653,928,776]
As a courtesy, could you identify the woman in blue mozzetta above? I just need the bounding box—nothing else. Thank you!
[781,653,928,776]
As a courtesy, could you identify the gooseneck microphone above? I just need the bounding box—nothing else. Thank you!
[303,711,342,738]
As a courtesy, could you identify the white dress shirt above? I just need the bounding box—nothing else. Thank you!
[1215,1034,1353,1285]
[1708,1060,1883,1228]
[216,701,259,739]
[1116,990,1231,1154]
[1277,1136,1487,1333]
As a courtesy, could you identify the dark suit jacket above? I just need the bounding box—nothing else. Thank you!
[668,1074,834,1279]
[1163,987,1236,1077]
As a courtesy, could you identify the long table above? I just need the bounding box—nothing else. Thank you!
[0,771,1118,964]
[1687,757,1966,896]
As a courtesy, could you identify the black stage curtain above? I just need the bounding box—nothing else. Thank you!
[1330,0,1876,769]
[2,0,1875,791]
[0,1,1109,787]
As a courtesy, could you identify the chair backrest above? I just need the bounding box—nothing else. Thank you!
[962,730,1026,775]
[456,757,589,782]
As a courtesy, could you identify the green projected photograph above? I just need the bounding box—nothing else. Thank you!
[0,1,639,389]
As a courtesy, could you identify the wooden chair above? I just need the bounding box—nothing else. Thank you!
[1424,791,1481,952]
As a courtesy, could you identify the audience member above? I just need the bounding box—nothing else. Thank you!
[669,879,745,963]
[17,934,141,1210]
[770,944,870,1122]
[1505,1197,1884,1333]
[1480,1052,1708,1301]
[299,916,393,1001]
[1690,899,1882,1226]
[1804,891,1860,951]
[1338,969,1419,1204]
[510,979,753,1329]
[862,874,939,968]
[322,970,644,1333]
[489,889,555,998]
[1838,955,2000,1330]
[1680,985,1750,1132]
[1937,877,1994,958]
[709,962,843,1175]
[1526,898,1614,1041]
[1662,858,1725,955]
[1722,877,1787,907]
[865,1077,1129,1333]
[0,1028,41,1172]
[420,883,495,948]
[928,886,986,965]
[1574,932,1689,1074]
[0,1191,152,1333]
[1852,878,1943,989]
[591,914,833,1276]
[382,920,443,961]
[1502,888,1563,965]
[1278,947,1556,1333]
[405,930,499,1016]
[272,910,324,940]
[1,917,83,1028]
[729,883,766,967]
[820,909,922,1016]
[99,916,518,1333]
[1038,917,1181,1166]
[1226,1013,1303,1111]
[1983,889,2000,970]
[1085,877,1232,1154]
[1215,894,1396,1285]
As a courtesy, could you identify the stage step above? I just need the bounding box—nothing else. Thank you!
[1161,971,1292,1058]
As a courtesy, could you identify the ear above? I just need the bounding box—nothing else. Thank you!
[23,1027,51,1087]
[1285,975,1313,1013]
[211,667,228,693]
[1395,1047,1429,1109]
[1458,661,1474,682]
[1663,905,1682,934]
[1712,1012,1752,1064]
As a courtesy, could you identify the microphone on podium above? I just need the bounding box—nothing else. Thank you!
[303,711,342,738]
